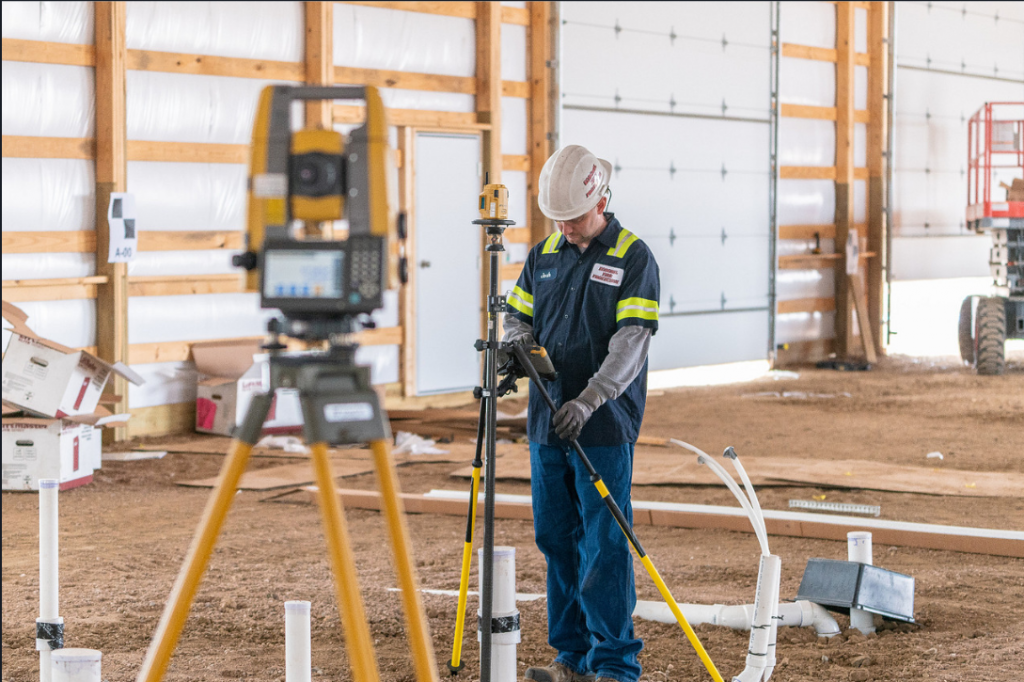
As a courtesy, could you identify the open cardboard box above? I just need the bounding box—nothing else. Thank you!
[192,339,304,437]
[1,301,145,419]
[2,402,130,491]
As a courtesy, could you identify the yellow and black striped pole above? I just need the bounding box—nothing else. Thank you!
[447,399,486,674]
[511,347,724,682]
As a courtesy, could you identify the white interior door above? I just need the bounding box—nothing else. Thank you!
[414,132,482,394]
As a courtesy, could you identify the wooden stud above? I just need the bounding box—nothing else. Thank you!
[866,1,889,358]
[777,297,837,315]
[305,1,334,129]
[782,42,870,66]
[501,6,529,26]
[834,1,856,359]
[477,1,502,339]
[2,231,96,254]
[778,224,838,240]
[127,274,243,297]
[334,105,487,129]
[501,80,529,98]
[502,154,530,172]
[94,1,129,441]
[529,1,554,247]
[136,231,244,251]
[335,65,476,94]
[398,126,417,398]
[779,104,869,123]
[1,37,95,66]
[779,166,868,180]
[126,49,304,81]
[127,140,248,164]
[1,277,106,303]
[1,135,95,159]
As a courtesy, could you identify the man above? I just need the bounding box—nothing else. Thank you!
[503,145,660,682]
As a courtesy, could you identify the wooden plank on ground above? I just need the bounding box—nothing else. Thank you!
[311,488,1024,558]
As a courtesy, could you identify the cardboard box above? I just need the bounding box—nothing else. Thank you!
[192,339,304,437]
[2,417,101,491]
[1,302,144,418]
[1003,178,1024,202]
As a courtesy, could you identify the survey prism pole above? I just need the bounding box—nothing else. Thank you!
[38,479,64,682]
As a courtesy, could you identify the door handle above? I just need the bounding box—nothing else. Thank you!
[419,260,431,268]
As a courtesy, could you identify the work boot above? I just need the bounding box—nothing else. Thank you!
[524,662,594,682]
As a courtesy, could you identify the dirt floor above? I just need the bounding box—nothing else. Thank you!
[2,355,1022,682]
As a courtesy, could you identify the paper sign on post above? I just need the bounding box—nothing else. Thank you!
[107,193,137,263]
[845,229,860,276]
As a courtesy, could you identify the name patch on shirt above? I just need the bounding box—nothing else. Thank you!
[537,268,558,282]
[590,263,624,287]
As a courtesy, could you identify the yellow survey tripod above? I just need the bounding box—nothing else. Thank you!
[136,83,438,682]
[509,344,726,682]
[135,325,439,682]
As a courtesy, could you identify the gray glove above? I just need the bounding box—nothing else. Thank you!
[552,387,603,441]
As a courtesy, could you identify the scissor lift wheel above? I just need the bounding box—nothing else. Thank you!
[958,296,976,365]
[975,296,1006,376]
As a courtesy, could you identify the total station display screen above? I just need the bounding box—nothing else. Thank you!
[263,249,345,299]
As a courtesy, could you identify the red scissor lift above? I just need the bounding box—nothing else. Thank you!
[960,102,1024,375]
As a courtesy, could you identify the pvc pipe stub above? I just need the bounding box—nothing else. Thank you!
[52,649,101,664]
[51,648,101,682]
[40,479,59,489]
[285,600,311,613]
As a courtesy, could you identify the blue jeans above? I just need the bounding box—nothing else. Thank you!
[529,441,642,682]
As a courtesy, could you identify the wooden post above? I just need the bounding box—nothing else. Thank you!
[866,1,889,357]
[528,1,554,247]
[398,127,417,397]
[834,1,856,358]
[304,1,333,128]
[94,1,128,441]
[476,1,502,338]
[304,1,334,238]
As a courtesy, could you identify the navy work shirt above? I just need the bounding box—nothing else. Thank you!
[507,213,660,447]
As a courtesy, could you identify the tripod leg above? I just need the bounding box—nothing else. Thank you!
[448,399,486,674]
[136,393,272,682]
[370,439,440,682]
[308,441,381,682]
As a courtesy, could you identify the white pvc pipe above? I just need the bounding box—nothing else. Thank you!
[732,554,781,682]
[39,478,62,682]
[724,449,768,549]
[51,648,101,682]
[763,556,782,681]
[285,601,312,682]
[670,440,769,556]
[478,546,519,682]
[848,531,875,634]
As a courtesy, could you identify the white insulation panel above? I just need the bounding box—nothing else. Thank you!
[333,4,475,77]
[891,1,1024,279]
[13,300,96,349]
[1,1,94,44]
[125,2,303,61]
[128,161,246,232]
[2,62,95,137]
[1,158,96,232]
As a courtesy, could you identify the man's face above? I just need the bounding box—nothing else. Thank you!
[557,196,607,248]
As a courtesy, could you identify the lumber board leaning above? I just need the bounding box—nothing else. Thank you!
[313,488,1024,558]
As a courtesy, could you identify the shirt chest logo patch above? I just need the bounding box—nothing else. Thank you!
[590,263,624,287]
[537,268,558,282]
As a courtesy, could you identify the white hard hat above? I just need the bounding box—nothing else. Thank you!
[538,145,613,221]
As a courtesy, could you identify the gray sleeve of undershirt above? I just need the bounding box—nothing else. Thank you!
[578,326,652,409]
[501,314,536,346]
